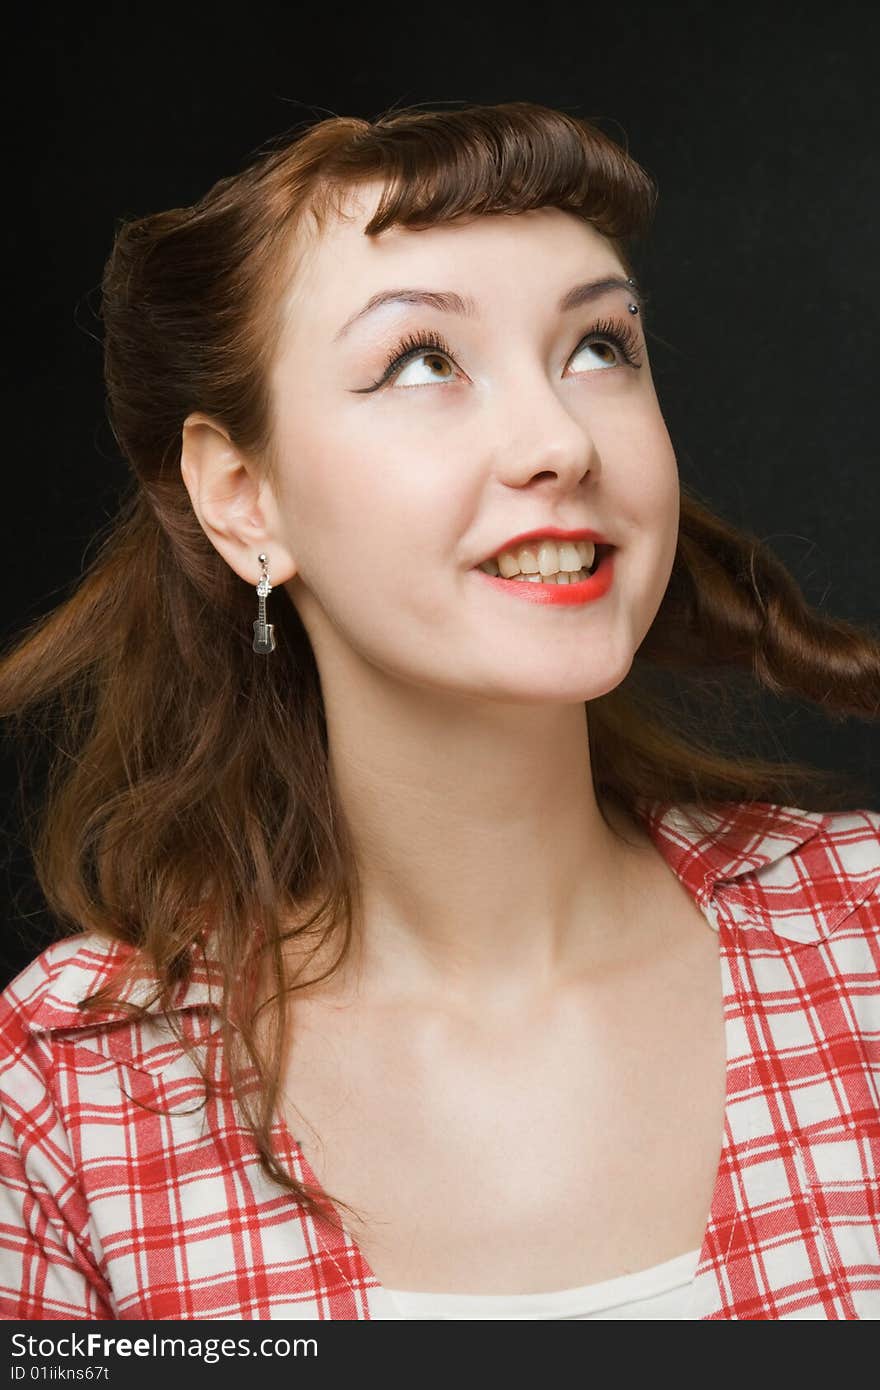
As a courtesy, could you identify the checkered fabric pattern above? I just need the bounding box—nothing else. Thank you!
[1,798,879,1320]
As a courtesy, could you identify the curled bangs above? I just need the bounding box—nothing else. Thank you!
[295,101,658,256]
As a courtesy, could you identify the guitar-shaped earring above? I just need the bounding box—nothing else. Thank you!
[252,552,277,654]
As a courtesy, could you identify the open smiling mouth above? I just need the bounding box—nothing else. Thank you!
[472,545,617,605]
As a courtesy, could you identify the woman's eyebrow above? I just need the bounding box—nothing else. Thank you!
[333,274,642,342]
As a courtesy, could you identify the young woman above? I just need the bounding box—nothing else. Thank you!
[1,100,878,1321]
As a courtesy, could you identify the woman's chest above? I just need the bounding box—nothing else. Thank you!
[276,913,728,1294]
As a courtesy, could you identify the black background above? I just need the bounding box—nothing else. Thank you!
[2,1,879,984]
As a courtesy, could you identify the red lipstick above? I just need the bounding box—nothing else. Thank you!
[472,526,616,606]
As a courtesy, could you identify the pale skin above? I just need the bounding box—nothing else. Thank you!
[179,184,728,1295]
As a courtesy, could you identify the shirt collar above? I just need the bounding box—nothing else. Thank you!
[635,796,880,944]
[23,933,225,1035]
[24,798,879,1035]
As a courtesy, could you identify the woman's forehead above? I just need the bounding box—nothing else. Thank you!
[283,194,617,332]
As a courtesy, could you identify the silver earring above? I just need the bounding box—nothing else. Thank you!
[252,552,276,654]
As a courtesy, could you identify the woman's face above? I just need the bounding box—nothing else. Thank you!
[266,184,680,705]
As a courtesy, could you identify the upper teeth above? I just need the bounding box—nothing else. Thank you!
[479,538,597,579]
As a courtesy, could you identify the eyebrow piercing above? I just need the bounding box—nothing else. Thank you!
[626,277,640,314]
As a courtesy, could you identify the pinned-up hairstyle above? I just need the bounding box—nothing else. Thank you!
[1,101,877,1230]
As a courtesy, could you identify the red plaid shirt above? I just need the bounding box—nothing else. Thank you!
[2,798,879,1320]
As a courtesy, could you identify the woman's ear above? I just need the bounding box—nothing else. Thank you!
[180,412,296,586]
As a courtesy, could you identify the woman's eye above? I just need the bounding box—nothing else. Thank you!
[570,339,624,372]
[393,351,457,388]
[374,317,642,393]
[555,321,644,376]
[394,339,629,387]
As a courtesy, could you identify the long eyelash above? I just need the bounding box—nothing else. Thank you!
[363,316,643,392]
[587,316,643,369]
[380,329,457,385]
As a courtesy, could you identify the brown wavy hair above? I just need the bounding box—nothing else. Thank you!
[2,100,878,1233]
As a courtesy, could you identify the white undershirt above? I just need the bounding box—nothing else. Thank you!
[384,1246,701,1319]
